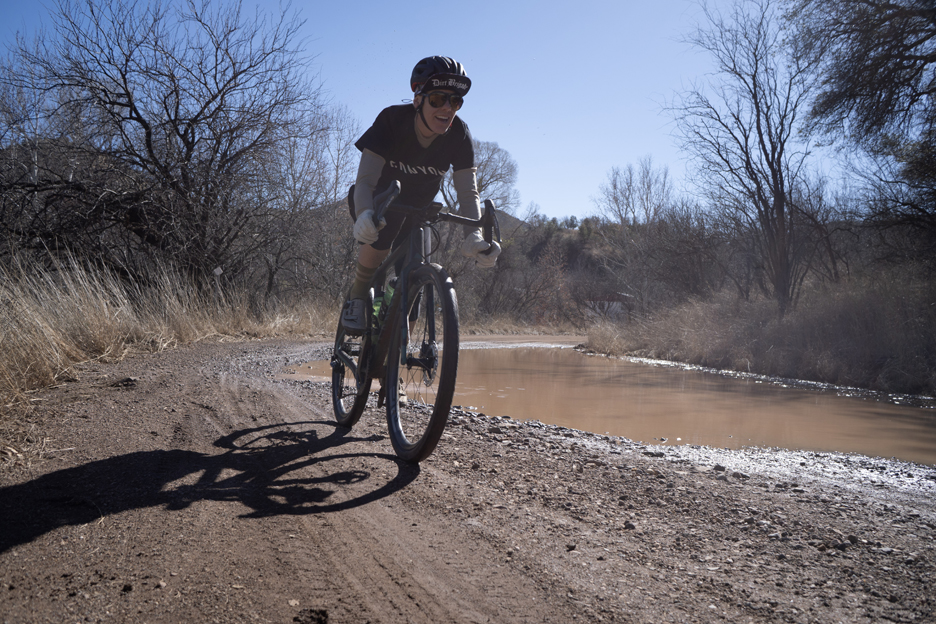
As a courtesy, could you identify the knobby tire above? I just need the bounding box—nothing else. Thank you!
[385,264,459,462]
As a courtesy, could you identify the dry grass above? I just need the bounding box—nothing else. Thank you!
[587,274,936,396]
[0,258,336,451]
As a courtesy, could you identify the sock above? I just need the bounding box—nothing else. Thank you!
[349,262,377,300]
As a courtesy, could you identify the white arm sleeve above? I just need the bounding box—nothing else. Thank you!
[453,167,482,236]
[352,149,386,218]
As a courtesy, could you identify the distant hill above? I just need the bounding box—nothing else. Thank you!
[491,209,528,239]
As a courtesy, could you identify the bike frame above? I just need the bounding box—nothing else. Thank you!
[330,180,500,460]
[344,180,496,403]
[366,216,425,384]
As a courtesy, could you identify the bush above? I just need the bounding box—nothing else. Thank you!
[588,273,936,395]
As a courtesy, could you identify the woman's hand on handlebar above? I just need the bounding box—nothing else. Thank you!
[461,230,501,268]
[353,209,385,245]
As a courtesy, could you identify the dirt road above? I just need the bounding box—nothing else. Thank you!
[1,338,934,623]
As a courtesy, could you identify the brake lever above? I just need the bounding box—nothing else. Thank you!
[480,199,499,255]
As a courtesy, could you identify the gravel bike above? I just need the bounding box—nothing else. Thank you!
[330,181,500,463]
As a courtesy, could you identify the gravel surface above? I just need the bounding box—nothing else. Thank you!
[2,338,934,623]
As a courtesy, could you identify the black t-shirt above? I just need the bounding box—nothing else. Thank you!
[355,104,475,209]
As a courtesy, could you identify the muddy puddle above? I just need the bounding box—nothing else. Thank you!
[288,337,936,466]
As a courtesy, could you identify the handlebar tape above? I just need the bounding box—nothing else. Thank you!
[481,199,496,255]
[373,180,401,227]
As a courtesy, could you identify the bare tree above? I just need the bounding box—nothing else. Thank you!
[440,139,521,217]
[253,104,362,303]
[591,157,676,314]
[787,0,936,252]
[433,139,521,285]
[2,0,320,280]
[0,40,135,267]
[672,0,821,316]
[650,197,732,300]
[228,103,359,303]
[789,0,936,148]
[595,156,672,227]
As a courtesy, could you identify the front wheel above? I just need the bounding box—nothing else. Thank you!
[331,316,373,428]
[385,264,459,462]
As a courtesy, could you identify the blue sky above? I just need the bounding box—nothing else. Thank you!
[1,0,718,220]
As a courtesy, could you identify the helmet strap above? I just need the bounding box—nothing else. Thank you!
[414,99,449,140]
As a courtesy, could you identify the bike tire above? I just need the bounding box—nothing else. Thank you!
[385,264,459,463]
[331,319,373,428]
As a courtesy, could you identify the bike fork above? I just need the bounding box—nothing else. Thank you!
[396,225,430,363]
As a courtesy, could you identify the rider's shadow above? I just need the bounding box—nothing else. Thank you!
[0,422,419,553]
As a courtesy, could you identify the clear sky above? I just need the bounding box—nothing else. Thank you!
[0,0,718,220]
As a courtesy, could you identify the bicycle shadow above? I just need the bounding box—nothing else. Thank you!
[0,421,419,553]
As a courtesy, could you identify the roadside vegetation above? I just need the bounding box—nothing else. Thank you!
[578,0,936,396]
[0,257,334,411]
[2,0,934,427]
[587,276,936,395]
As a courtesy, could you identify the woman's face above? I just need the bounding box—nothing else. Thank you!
[415,89,461,135]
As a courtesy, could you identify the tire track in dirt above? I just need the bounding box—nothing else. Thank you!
[255,404,565,623]
[190,349,563,622]
[5,338,932,624]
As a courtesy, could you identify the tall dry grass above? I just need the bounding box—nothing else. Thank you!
[0,258,335,414]
[588,273,936,396]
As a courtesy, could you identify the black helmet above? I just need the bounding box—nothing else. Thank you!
[410,56,471,96]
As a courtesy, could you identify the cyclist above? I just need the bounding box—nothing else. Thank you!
[342,55,502,334]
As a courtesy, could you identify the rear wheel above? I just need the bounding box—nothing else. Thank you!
[331,316,373,428]
[385,264,459,462]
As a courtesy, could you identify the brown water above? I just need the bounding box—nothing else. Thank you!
[291,339,936,466]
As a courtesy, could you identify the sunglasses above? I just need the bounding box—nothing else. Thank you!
[424,91,464,111]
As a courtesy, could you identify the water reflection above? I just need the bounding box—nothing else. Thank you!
[291,346,936,466]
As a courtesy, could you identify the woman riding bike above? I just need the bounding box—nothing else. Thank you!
[342,56,502,334]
